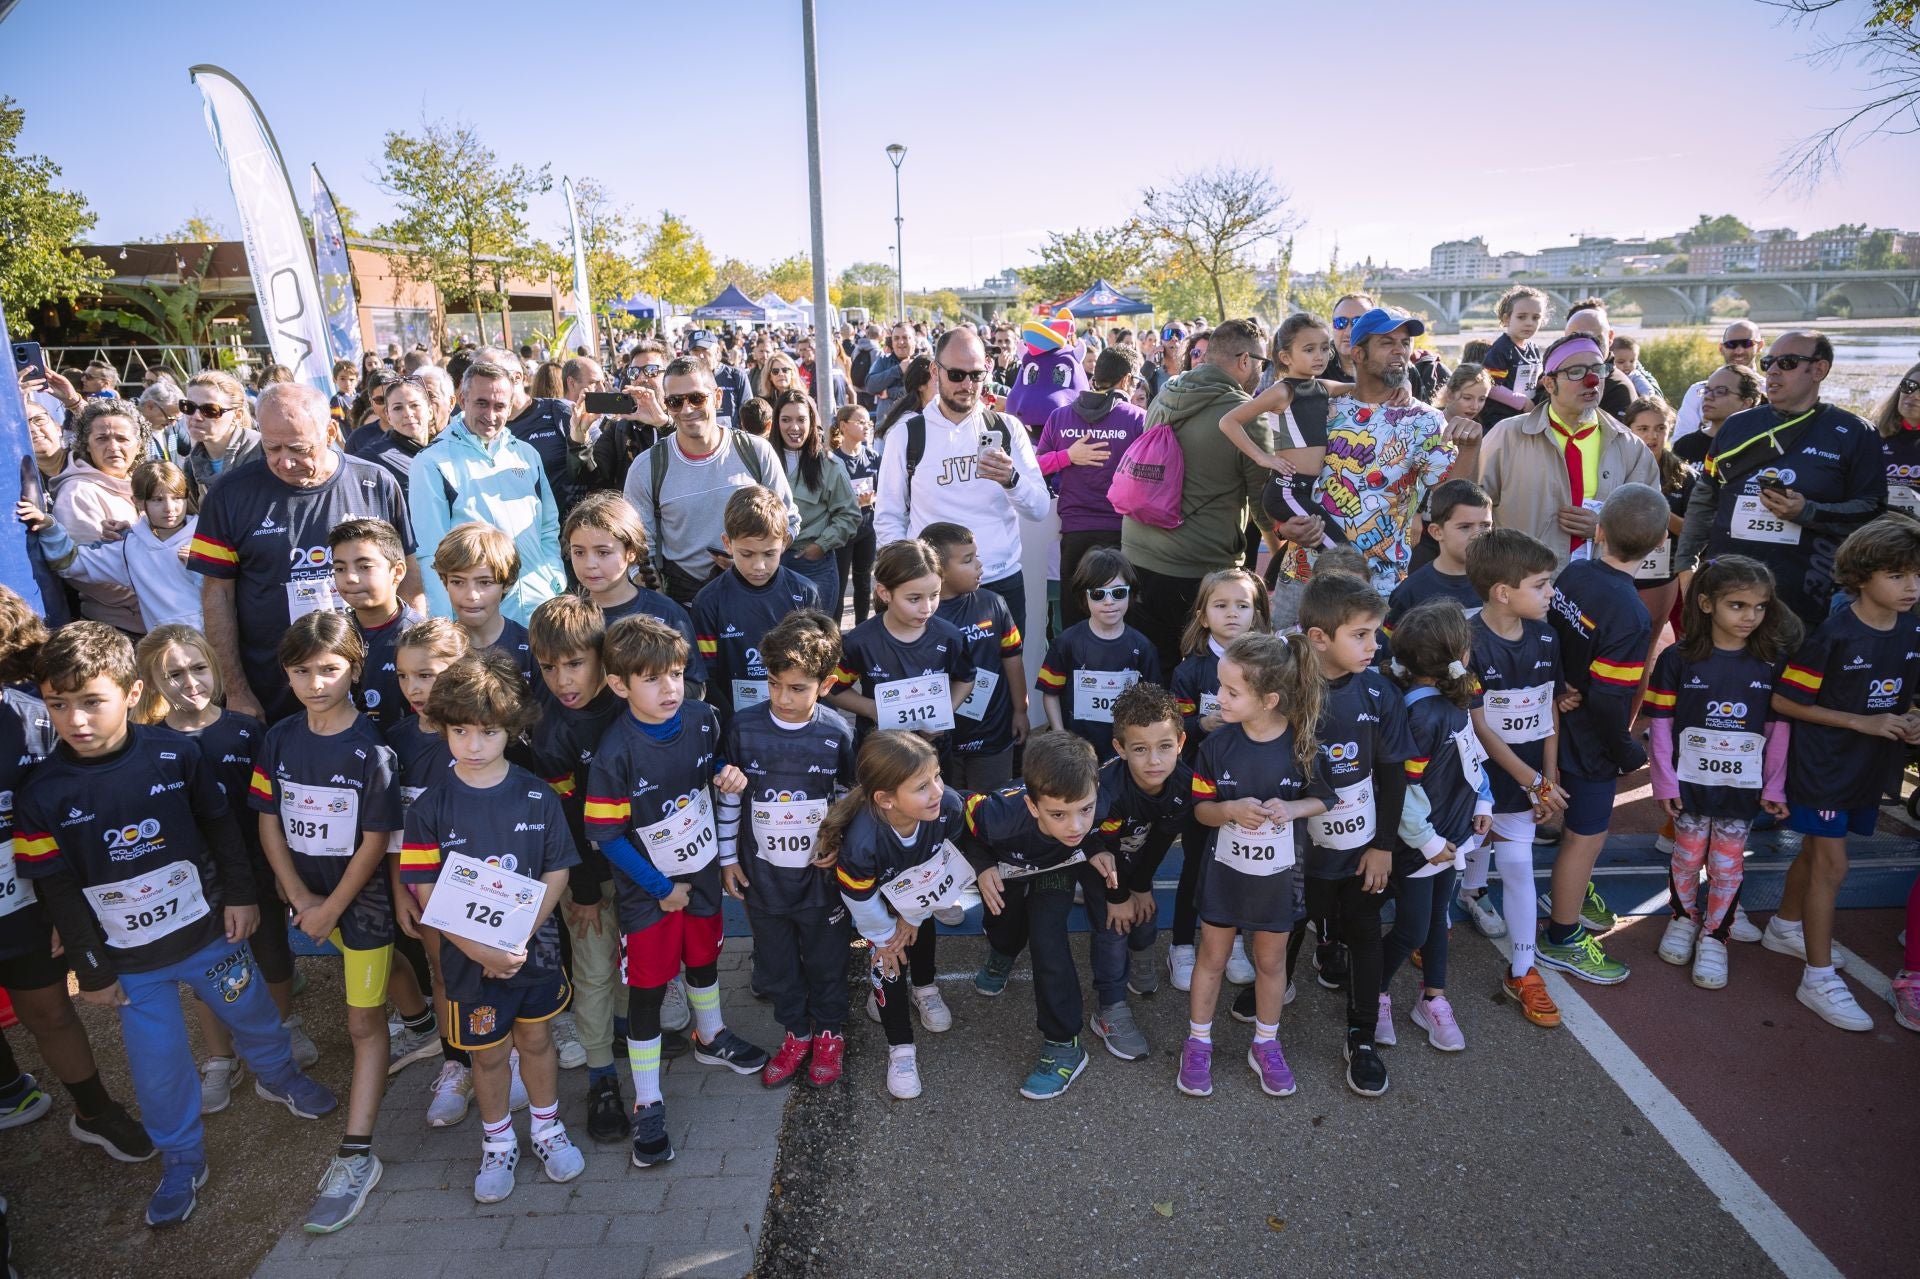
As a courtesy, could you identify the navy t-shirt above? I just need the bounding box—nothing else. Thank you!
[833,614,975,736]
[1470,616,1563,813]
[0,687,57,960]
[1305,669,1415,878]
[355,603,426,734]
[1036,622,1161,762]
[1477,333,1541,430]
[1778,607,1920,810]
[604,585,709,689]
[1644,646,1780,821]
[936,588,1023,756]
[582,704,725,934]
[690,568,818,716]
[720,702,856,914]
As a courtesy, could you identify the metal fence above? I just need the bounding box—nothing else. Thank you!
[42,343,277,387]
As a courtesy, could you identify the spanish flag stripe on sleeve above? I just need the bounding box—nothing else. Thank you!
[836,866,875,891]
[696,635,718,657]
[1098,818,1122,834]
[13,832,59,863]
[1589,658,1645,687]
[830,664,858,689]
[1174,696,1196,715]
[1036,664,1067,690]
[1002,624,1022,649]
[398,844,442,870]
[1781,664,1822,694]
[248,768,274,802]
[582,796,630,823]
[188,534,238,566]
[963,791,987,834]
[1404,757,1429,779]
[544,774,577,797]
[1642,687,1677,709]
[1192,775,1218,799]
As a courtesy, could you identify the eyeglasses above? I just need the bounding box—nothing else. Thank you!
[1552,363,1605,382]
[664,392,711,411]
[1701,385,1742,399]
[1086,585,1131,602]
[1721,338,1757,350]
[1758,354,1818,373]
[940,365,989,384]
[1241,353,1272,373]
[1331,315,1357,331]
[182,400,231,418]
[628,363,663,378]
[1898,378,1920,397]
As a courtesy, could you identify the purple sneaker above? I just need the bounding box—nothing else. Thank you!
[1246,1039,1297,1097]
[1175,1036,1213,1097]
[1409,994,1466,1052]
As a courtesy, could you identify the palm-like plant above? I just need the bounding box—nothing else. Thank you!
[75,247,225,377]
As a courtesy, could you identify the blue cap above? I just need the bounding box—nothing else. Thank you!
[1347,307,1426,345]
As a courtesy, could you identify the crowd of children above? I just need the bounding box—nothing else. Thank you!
[4,474,1919,1242]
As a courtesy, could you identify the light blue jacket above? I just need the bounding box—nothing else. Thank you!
[409,419,565,624]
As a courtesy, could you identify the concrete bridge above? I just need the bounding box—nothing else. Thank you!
[1370,269,1920,333]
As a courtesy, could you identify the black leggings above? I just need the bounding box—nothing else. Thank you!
[626,961,717,1039]
[869,927,937,1047]
[837,521,877,625]
[1173,816,1205,947]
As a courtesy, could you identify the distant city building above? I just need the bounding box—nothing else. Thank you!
[1430,237,1493,280]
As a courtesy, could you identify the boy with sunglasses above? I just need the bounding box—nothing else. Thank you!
[1037,548,1161,763]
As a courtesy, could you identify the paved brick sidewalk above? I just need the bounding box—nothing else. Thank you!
[254,945,784,1279]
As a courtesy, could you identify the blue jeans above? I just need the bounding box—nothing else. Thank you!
[1381,867,1456,991]
[117,936,299,1160]
[784,547,842,615]
[1086,893,1158,1008]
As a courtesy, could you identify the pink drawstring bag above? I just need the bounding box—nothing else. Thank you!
[1108,422,1186,529]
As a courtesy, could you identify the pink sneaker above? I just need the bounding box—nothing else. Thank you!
[1374,994,1396,1046]
[1893,971,1920,1034]
[1246,1039,1297,1097]
[1409,995,1466,1051]
[1176,1036,1213,1097]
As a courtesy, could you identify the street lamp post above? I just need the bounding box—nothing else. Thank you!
[886,143,906,323]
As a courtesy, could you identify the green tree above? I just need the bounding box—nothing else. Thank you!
[763,254,814,301]
[74,247,229,377]
[1856,228,1900,267]
[1287,244,1370,321]
[561,177,643,333]
[636,212,716,308]
[1808,222,1870,238]
[1139,165,1297,322]
[1679,213,1753,247]
[906,290,964,324]
[1145,248,1255,324]
[0,97,111,333]
[1017,222,1150,307]
[836,261,897,318]
[709,256,767,300]
[373,117,553,339]
[134,214,229,245]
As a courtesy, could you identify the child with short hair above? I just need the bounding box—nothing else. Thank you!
[1181,633,1333,1100]
[831,403,881,624]
[1769,516,1920,1031]
[1383,599,1492,1053]
[525,594,640,1142]
[718,610,859,1088]
[432,522,534,685]
[402,652,585,1202]
[1478,285,1546,429]
[249,611,403,1233]
[692,485,821,720]
[817,731,969,1099]
[563,493,706,693]
[1646,557,1795,989]
[1385,479,1491,649]
[1087,683,1193,1062]
[26,458,202,631]
[331,517,423,734]
[1538,484,1669,986]
[923,521,1027,792]
[829,539,975,741]
[17,622,334,1228]
[960,732,1123,1100]
[583,616,767,1169]
[1037,548,1161,762]
[1463,530,1568,1026]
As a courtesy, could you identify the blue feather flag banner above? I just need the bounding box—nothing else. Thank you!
[310,164,363,364]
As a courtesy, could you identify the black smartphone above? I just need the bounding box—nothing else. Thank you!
[584,391,637,416]
[10,341,48,384]
[19,455,43,510]
[1756,475,1787,492]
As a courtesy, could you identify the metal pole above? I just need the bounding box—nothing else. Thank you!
[800,0,834,421]
[888,143,906,323]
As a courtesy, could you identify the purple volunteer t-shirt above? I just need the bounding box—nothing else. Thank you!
[1035,397,1146,533]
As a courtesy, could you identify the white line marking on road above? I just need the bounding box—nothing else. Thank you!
[1832,942,1895,1010]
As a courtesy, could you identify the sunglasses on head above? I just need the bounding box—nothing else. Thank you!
[182,400,231,418]
[1086,585,1131,602]
[664,391,710,411]
[940,365,988,383]
[1722,338,1756,350]
[1758,353,1818,373]
[1899,378,1920,397]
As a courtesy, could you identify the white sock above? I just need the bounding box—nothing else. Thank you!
[627,1036,662,1106]
[1462,842,1492,894]
[1772,916,1803,934]
[1494,840,1537,977]
[1253,1020,1277,1044]
[1804,963,1835,983]
[686,981,725,1042]
[1188,1021,1212,1043]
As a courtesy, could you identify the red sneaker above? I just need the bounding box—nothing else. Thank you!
[762,1033,812,1088]
[806,1030,844,1088]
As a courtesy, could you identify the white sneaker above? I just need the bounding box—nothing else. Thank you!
[508,1049,529,1112]
[1225,936,1256,985]
[932,904,966,927]
[886,1046,922,1100]
[1692,936,1729,989]
[551,1013,587,1070]
[866,991,882,1023]
[660,976,691,1033]
[426,1061,472,1127]
[1760,918,1846,968]
[531,1121,585,1183]
[283,1015,319,1068]
[1728,904,1762,944]
[1458,888,1507,939]
[1797,971,1872,1031]
[1285,978,1297,1007]
[1658,917,1699,966]
[1166,944,1196,992]
[911,984,952,1033]
[1653,832,1674,857]
[199,1057,244,1114]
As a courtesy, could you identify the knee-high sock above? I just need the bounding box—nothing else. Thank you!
[1462,841,1493,894]
[1494,840,1537,977]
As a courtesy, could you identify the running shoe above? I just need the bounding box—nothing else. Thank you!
[69,1103,155,1162]
[387,1023,440,1076]
[660,976,690,1033]
[1166,944,1197,992]
[1343,1030,1388,1098]
[1225,936,1256,985]
[532,1122,585,1183]
[630,1102,673,1167]
[1797,971,1872,1032]
[550,1012,587,1070]
[1759,916,1845,967]
[254,1072,338,1120]
[1728,904,1761,944]
[473,1137,519,1203]
[1248,1039,1298,1098]
[0,1076,47,1131]
[199,1057,244,1115]
[508,1049,529,1111]
[1314,940,1349,991]
[1176,1036,1213,1097]
[1374,994,1396,1047]
[886,1047,922,1100]
[144,1155,208,1228]
[427,1061,473,1128]
[1658,916,1699,966]
[1503,970,1561,1028]
[1090,1002,1149,1061]
[866,991,882,1023]
[1409,995,1465,1052]
[586,1075,628,1143]
[692,1029,770,1075]
[1230,986,1256,1023]
[303,1153,382,1233]
[974,950,1015,997]
[1892,971,1920,1034]
[1537,930,1629,985]
[282,1015,320,1069]
[1539,885,1615,934]
[1127,953,1160,998]
[912,984,953,1032]
[1457,888,1507,939]
[807,1030,844,1088]
[1692,935,1729,990]
[762,1033,812,1089]
[1018,1038,1088,1100]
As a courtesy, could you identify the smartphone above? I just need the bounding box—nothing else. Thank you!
[1756,475,1787,492]
[10,341,48,384]
[19,455,43,510]
[584,391,637,416]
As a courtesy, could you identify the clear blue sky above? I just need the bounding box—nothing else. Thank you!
[4,0,1918,292]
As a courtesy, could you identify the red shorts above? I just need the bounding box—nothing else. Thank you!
[622,911,723,988]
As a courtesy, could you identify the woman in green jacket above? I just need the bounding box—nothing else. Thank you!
[768,388,860,613]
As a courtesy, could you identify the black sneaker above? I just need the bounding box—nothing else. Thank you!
[630,1101,673,1168]
[586,1076,630,1144]
[659,1030,691,1060]
[1229,985,1257,1023]
[1344,1030,1389,1098]
[1315,941,1350,991]
[70,1104,157,1162]
[692,1029,770,1075]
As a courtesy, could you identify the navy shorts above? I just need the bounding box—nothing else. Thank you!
[447,971,572,1051]
[1786,804,1879,839]
[1561,773,1620,838]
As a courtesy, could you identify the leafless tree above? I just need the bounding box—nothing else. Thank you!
[1765,1,1920,188]
[1139,165,1299,322]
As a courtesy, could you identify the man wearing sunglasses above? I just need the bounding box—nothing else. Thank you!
[872,327,1049,625]
[1673,320,1764,442]
[571,341,673,494]
[1675,330,1888,627]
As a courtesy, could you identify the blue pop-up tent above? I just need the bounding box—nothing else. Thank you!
[608,293,661,319]
[692,283,765,323]
[1056,278,1153,318]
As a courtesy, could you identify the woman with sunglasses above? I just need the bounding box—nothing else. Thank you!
[344,368,399,454]
[1675,330,1890,627]
[1871,360,1920,513]
[181,370,261,496]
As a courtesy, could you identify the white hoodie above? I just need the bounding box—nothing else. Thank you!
[52,516,202,632]
[872,399,1050,582]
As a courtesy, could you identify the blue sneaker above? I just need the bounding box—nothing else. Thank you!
[1017,1037,1088,1100]
[145,1155,209,1227]
[254,1072,338,1120]
[974,950,1015,997]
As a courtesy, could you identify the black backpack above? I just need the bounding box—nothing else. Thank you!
[850,345,874,391]
[901,409,1013,523]
[645,429,771,578]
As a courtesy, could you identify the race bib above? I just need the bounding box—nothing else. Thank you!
[1484,683,1553,744]
[419,852,545,952]
[1633,541,1673,580]
[1074,669,1140,724]
[1452,722,1488,793]
[285,576,342,620]
[752,798,827,869]
[852,476,875,500]
[1731,495,1801,545]
[279,781,359,858]
[996,849,1087,883]
[880,839,976,925]
[955,669,999,721]
[635,791,718,876]
[875,673,954,732]
[1215,821,1295,876]
[732,678,768,709]
[0,844,36,919]
[82,861,209,949]
[1199,692,1220,721]
[1677,727,1763,789]
[1308,778,1376,850]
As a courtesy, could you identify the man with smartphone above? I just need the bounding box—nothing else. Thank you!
[566,346,672,494]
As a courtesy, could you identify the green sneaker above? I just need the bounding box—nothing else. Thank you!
[1018,1037,1088,1100]
[1538,883,1617,934]
[1537,929,1629,985]
[974,949,1015,997]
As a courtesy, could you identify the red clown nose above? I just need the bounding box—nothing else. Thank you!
[1581,373,1600,389]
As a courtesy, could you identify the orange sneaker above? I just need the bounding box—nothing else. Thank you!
[1503,970,1561,1028]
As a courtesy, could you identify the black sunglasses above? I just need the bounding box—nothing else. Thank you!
[1722,338,1756,350]
[1758,353,1819,373]
[182,400,231,418]
[1086,585,1131,602]
[664,392,710,411]
[1899,378,1920,397]
[940,365,988,384]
